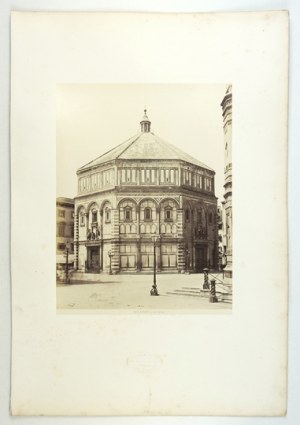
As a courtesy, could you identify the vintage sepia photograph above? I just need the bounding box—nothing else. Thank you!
[10,11,289,416]
[56,84,233,311]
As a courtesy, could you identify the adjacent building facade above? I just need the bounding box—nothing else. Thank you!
[217,200,229,270]
[221,85,233,278]
[73,111,218,274]
[56,197,74,280]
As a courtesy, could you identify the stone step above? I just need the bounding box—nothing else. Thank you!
[166,291,232,303]
[182,286,232,296]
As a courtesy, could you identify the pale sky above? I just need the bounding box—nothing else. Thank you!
[56,84,228,201]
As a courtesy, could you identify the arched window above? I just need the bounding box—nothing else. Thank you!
[197,209,202,223]
[80,213,85,226]
[105,208,111,223]
[124,207,132,221]
[145,207,152,221]
[185,209,190,221]
[92,211,97,223]
[165,207,172,221]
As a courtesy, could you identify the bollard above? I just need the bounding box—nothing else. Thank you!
[209,279,218,303]
[203,268,210,289]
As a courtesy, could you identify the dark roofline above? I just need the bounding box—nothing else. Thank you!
[56,197,74,205]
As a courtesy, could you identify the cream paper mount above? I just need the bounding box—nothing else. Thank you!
[11,11,288,415]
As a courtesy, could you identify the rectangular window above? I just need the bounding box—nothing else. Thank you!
[132,169,136,182]
[86,177,90,191]
[141,169,145,183]
[146,169,150,182]
[170,169,174,183]
[151,169,155,183]
[57,243,65,251]
[205,177,211,191]
[126,169,131,182]
[185,171,189,184]
[58,224,65,237]
[165,169,170,182]
[58,210,65,217]
[160,169,165,183]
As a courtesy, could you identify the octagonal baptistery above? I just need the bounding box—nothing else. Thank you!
[74,110,218,274]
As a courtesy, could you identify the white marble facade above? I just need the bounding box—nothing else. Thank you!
[74,111,218,274]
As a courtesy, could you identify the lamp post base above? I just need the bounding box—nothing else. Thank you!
[209,295,218,303]
[150,285,159,296]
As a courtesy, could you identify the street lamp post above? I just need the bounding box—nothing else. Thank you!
[108,250,113,275]
[65,241,70,284]
[186,248,190,274]
[150,235,160,296]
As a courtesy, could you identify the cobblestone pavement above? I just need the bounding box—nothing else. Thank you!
[57,273,231,312]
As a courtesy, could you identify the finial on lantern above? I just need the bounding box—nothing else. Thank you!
[140,108,151,133]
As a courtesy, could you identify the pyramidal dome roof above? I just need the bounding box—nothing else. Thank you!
[78,110,214,173]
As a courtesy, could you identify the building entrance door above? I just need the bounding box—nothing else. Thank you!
[195,246,207,272]
[120,244,137,271]
[120,255,136,270]
[161,244,177,270]
[141,254,154,269]
[140,243,154,271]
[87,246,100,272]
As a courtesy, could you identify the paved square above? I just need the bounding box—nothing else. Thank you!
[57,273,231,312]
